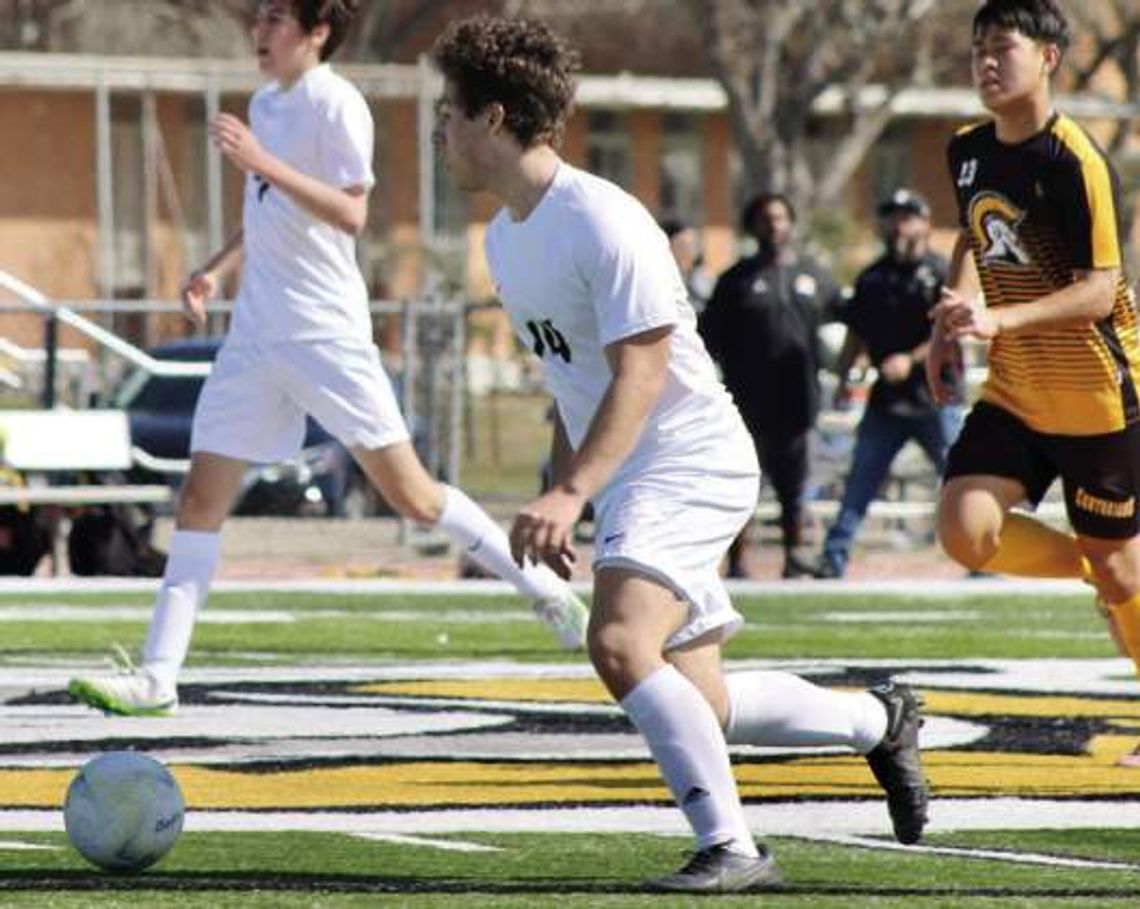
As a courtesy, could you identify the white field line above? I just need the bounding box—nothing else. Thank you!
[0,606,296,624]
[0,604,536,625]
[351,833,502,853]
[0,839,61,851]
[796,833,1140,871]
[0,577,1092,597]
[1,799,1138,838]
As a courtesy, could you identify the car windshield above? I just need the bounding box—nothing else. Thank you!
[122,375,205,414]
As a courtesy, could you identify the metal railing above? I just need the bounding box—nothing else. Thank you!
[0,270,469,485]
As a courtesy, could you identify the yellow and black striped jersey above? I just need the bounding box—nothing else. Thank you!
[947,112,1140,436]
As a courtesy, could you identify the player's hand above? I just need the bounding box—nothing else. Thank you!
[209,113,270,175]
[180,269,216,326]
[878,352,913,384]
[509,487,583,580]
[932,287,1000,342]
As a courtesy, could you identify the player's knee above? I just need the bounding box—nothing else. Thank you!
[1084,550,1140,603]
[586,624,642,695]
[936,517,997,572]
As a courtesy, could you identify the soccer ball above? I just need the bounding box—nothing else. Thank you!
[63,751,184,873]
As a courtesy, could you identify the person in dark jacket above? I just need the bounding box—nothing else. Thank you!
[699,193,842,578]
[815,189,964,578]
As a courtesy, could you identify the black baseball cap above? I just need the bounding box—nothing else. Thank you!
[877,188,930,218]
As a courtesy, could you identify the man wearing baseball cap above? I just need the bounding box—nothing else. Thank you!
[815,188,963,578]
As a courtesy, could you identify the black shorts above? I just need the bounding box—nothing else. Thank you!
[944,401,1140,540]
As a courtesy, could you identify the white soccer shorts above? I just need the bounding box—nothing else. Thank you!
[592,462,759,651]
[191,338,410,463]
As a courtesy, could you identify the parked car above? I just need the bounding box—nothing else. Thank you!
[105,339,407,518]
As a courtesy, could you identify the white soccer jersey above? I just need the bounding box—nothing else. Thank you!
[231,64,375,343]
[485,163,755,500]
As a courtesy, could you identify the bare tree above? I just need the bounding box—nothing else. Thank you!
[687,0,953,213]
[1069,1,1140,155]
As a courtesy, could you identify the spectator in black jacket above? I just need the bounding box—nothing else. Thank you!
[815,189,965,578]
[699,193,843,578]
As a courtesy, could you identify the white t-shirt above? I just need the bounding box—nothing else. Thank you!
[231,64,375,344]
[485,163,755,499]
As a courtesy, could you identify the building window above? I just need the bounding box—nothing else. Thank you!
[587,110,631,189]
[659,112,703,225]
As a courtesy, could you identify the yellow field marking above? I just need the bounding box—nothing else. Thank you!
[355,682,1140,722]
[355,678,614,704]
[924,690,1140,719]
[7,734,1140,810]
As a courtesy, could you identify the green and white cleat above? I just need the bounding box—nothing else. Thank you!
[69,671,177,717]
[532,589,589,650]
[69,650,177,717]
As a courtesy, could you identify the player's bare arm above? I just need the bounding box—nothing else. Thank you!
[209,113,368,236]
[936,266,1117,342]
[510,325,672,576]
[181,228,244,326]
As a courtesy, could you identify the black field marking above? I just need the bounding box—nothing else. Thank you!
[0,873,1137,898]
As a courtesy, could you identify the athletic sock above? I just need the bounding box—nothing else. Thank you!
[621,665,757,856]
[141,530,222,690]
[435,484,565,599]
[724,671,888,754]
[981,512,1088,578]
[1108,593,1140,674]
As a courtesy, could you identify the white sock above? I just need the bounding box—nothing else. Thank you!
[725,671,887,754]
[436,484,564,599]
[621,665,757,855]
[141,530,222,691]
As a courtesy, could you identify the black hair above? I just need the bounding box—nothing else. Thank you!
[290,0,358,61]
[659,218,690,239]
[740,193,796,235]
[431,15,580,148]
[973,0,1070,55]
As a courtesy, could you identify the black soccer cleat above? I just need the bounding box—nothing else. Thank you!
[645,841,784,893]
[865,681,929,845]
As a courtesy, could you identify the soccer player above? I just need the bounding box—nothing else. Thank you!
[929,0,1140,681]
[432,15,928,893]
[67,0,588,718]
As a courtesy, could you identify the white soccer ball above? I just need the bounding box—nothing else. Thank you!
[63,751,185,873]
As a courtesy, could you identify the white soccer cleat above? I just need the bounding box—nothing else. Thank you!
[532,589,589,650]
[69,670,178,717]
[69,648,178,717]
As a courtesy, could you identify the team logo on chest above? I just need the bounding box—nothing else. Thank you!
[969,191,1032,267]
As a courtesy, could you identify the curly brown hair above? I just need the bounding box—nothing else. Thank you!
[289,0,358,60]
[431,15,580,148]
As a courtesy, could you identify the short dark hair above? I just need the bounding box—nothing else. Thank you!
[973,0,1070,55]
[740,193,796,234]
[660,218,690,239]
[431,15,581,148]
[290,0,358,61]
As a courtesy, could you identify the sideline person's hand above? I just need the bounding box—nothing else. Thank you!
[878,352,913,384]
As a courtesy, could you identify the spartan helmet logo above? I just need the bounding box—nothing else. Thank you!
[970,192,1032,267]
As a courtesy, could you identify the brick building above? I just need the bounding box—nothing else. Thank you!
[1,7,1138,359]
